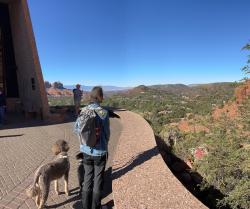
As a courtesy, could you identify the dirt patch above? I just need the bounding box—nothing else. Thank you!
[178,120,209,133]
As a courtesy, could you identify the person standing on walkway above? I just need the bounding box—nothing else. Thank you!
[73,84,83,115]
[0,88,6,126]
[79,86,110,209]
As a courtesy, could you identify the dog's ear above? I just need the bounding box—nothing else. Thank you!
[51,143,61,155]
[52,140,69,154]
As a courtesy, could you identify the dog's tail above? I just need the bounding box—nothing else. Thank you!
[26,165,43,197]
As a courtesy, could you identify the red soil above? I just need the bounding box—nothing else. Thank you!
[213,80,250,119]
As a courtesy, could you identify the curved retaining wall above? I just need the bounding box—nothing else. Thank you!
[112,111,207,209]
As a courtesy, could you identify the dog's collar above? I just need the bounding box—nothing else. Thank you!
[58,154,68,159]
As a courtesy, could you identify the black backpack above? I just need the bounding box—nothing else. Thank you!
[74,106,102,147]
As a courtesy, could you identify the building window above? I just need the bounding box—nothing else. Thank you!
[31,77,36,90]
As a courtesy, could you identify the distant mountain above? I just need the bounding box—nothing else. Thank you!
[48,82,238,98]
[64,85,131,92]
[120,84,176,98]
[188,82,235,87]
[150,84,192,95]
[129,85,150,93]
[149,82,237,97]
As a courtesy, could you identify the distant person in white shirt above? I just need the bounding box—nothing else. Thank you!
[73,84,83,115]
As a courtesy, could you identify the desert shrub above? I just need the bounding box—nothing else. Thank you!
[173,101,250,209]
[48,96,74,106]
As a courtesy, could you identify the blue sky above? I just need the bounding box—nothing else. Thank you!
[28,0,250,87]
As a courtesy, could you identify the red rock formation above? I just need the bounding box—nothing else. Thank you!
[235,79,250,104]
[212,80,250,119]
[47,87,73,96]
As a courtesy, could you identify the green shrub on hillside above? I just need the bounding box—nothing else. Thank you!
[174,101,250,209]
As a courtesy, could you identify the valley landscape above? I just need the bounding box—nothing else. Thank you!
[45,43,250,209]
[46,79,250,209]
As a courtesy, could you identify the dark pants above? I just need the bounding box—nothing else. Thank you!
[0,106,5,124]
[78,160,84,195]
[82,153,106,209]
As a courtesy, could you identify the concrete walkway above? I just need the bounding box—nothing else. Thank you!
[112,111,207,209]
[0,117,122,209]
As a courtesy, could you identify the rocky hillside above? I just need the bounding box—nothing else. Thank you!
[168,80,250,209]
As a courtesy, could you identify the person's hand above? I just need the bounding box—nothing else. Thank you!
[108,110,120,118]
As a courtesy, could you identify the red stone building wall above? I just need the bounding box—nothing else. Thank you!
[0,0,49,119]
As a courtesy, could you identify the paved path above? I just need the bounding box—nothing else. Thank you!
[0,111,208,209]
[0,117,122,209]
[112,111,207,209]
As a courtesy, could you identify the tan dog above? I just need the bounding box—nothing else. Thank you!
[26,140,70,209]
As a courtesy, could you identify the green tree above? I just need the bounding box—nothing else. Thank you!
[242,42,250,75]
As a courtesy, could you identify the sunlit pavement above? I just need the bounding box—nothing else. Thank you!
[0,117,122,209]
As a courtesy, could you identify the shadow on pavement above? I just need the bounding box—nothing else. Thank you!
[0,110,76,130]
[0,106,121,130]
[72,200,83,209]
[47,187,81,208]
[112,146,159,180]
[0,134,24,138]
[71,197,114,209]
[102,167,112,200]
[104,200,114,209]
